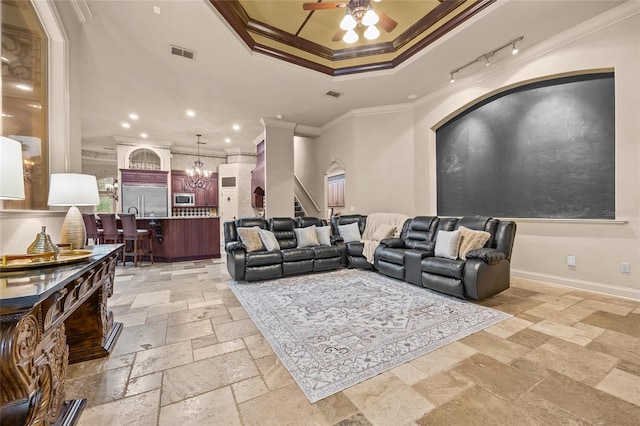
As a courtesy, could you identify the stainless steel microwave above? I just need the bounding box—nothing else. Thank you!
[174,193,195,206]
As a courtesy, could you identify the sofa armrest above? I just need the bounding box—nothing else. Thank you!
[225,241,246,252]
[466,248,505,265]
[331,235,344,245]
[379,238,404,248]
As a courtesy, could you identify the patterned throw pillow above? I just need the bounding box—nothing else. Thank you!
[294,225,320,248]
[259,229,280,251]
[338,222,361,243]
[237,226,265,252]
[458,226,491,260]
[371,224,397,241]
[434,229,462,260]
[316,226,331,246]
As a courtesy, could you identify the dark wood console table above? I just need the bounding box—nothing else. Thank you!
[0,244,123,425]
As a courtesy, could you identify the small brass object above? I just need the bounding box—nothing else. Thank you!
[27,226,59,261]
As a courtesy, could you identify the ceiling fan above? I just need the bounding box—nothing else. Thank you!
[302,0,398,43]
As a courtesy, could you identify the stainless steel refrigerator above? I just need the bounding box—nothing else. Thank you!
[121,184,168,217]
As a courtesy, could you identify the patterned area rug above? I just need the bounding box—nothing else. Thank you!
[228,269,511,403]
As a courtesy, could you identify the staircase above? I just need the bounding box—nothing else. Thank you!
[294,198,306,218]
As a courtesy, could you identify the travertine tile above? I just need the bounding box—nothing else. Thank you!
[484,316,533,338]
[315,391,360,425]
[507,328,552,349]
[453,353,538,401]
[239,383,327,426]
[407,341,477,378]
[166,318,214,344]
[131,341,194,378]
[110,320,168,356]
[577,299,634,316]
[65,365,130,407]
[126,371,163,397]
[187,297,224,310]
[412,370,474,407]
[228,305,250,320]
[581,311,640,338]
[458,330,529,364]
[596,368,640,406]
[530,293,580,308]
[391,359,430,385]
[115,311,148,327]
[159,386,241,426]
[529,319,602,346]
[146,300,189,317]
[78,389,160,426]
[244,333,274,359]
[193,338,245,361]
[161,349,259,405]
[131,289,170,308]
[231,376,269,403]
[167,304,229,326]
[531,371,640,424]
[254,354,296,391]
[520,337,618,386]
[214,317,260,342]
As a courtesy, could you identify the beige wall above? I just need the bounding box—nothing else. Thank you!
[293,136,323,217]
[263,119,296,218]
[313,5,640,299]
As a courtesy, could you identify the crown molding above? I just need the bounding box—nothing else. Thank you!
[69,0,93,23]
[352,103,413,118]
[261,118,297,130]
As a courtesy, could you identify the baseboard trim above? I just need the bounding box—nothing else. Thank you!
[511,269,640,301]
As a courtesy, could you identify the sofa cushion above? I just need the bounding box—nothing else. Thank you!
[422,257,465,280]
[316,226,331,246]
[246,250,282,267]
[281,248,315,262]
[237,227,265,252]
[259,229,280,251]
[338,222,361,243]
[458,226,491,260]
[371,223,397,241]
[434,230,461,259]
[377,247,405,265]
[312,245,341,260]
[294,226,320,248]
[347,241,364,256]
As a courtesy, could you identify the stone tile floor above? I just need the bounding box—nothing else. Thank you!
[66,259,640,425]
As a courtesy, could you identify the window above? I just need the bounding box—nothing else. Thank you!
[327,174,345,207]
[129,148,160,170]
[1,0,49,209]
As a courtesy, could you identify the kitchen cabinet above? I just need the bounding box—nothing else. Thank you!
[172,170,217,207]
[121,169,168,184]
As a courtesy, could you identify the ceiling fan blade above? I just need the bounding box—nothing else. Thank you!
[332,29,346,42]
[377,11,398,33]
[303,2,348,11]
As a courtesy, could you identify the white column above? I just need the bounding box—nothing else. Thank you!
[261,118,296,218]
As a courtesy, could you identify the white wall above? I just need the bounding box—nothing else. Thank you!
[263,119,296,218]
[312,4,640,299]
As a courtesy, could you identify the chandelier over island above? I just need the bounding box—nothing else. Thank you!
[185,134,212,190]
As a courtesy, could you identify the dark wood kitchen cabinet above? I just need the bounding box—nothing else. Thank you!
[171,170,217,207]
[121,169,168,184]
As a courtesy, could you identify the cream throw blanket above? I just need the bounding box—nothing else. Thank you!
[361,212,410,264]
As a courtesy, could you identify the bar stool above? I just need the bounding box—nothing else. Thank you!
[82,213,104,245]
[119,213,153,267]
[98,214,123,244]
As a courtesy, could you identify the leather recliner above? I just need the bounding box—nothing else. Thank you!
[224,217,282,282]
[419,216,516,300]
[295,217,343,272]
[330,214,370,269]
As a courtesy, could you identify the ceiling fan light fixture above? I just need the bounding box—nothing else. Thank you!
[340,11,357,31]
[343,29,359,44]
[364,25,380,41]
[362,7,379,27]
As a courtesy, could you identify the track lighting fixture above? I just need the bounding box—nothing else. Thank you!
[448,36,523,83]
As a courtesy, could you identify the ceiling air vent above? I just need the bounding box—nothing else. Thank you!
[325,90,342,98]
[170,45,196,60]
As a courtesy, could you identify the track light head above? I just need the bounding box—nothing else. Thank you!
[450,73,456,83]
[512,43,519,55]
[484,56,491,67]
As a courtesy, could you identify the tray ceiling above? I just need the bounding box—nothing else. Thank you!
[211,0,496,75]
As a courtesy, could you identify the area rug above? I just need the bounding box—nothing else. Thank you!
[228,269,511,403]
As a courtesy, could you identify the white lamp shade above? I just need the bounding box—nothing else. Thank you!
[48,173,100,206]
[0,136,26,200]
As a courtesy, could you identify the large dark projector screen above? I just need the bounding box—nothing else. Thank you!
[436,73,615,219]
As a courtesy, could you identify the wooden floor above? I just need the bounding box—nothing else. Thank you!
[65,259,640,425]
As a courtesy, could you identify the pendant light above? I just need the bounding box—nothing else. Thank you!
[185,134,212,190]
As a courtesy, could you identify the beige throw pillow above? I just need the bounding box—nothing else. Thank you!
[371,224,396,241]
[458,226,491,260]
[237,226,265,252]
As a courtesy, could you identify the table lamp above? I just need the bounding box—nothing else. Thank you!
[47,173,100,249]
[0,136,26,200]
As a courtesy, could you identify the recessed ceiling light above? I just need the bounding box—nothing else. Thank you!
[232,124,240,131]
[408,94,418,100]
[225,138,231,143]
[129,113,139,120]
[153,5,161,15]
[140,133,148,138]
[122,122,130,128]
[276,114,284,120]
[186,110,195,117]
[15,84,32,91]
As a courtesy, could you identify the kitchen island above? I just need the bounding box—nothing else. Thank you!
[135,216,220,262]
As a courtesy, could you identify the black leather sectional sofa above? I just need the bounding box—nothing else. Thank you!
[224,216,342,282]
[224,215,516,300]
